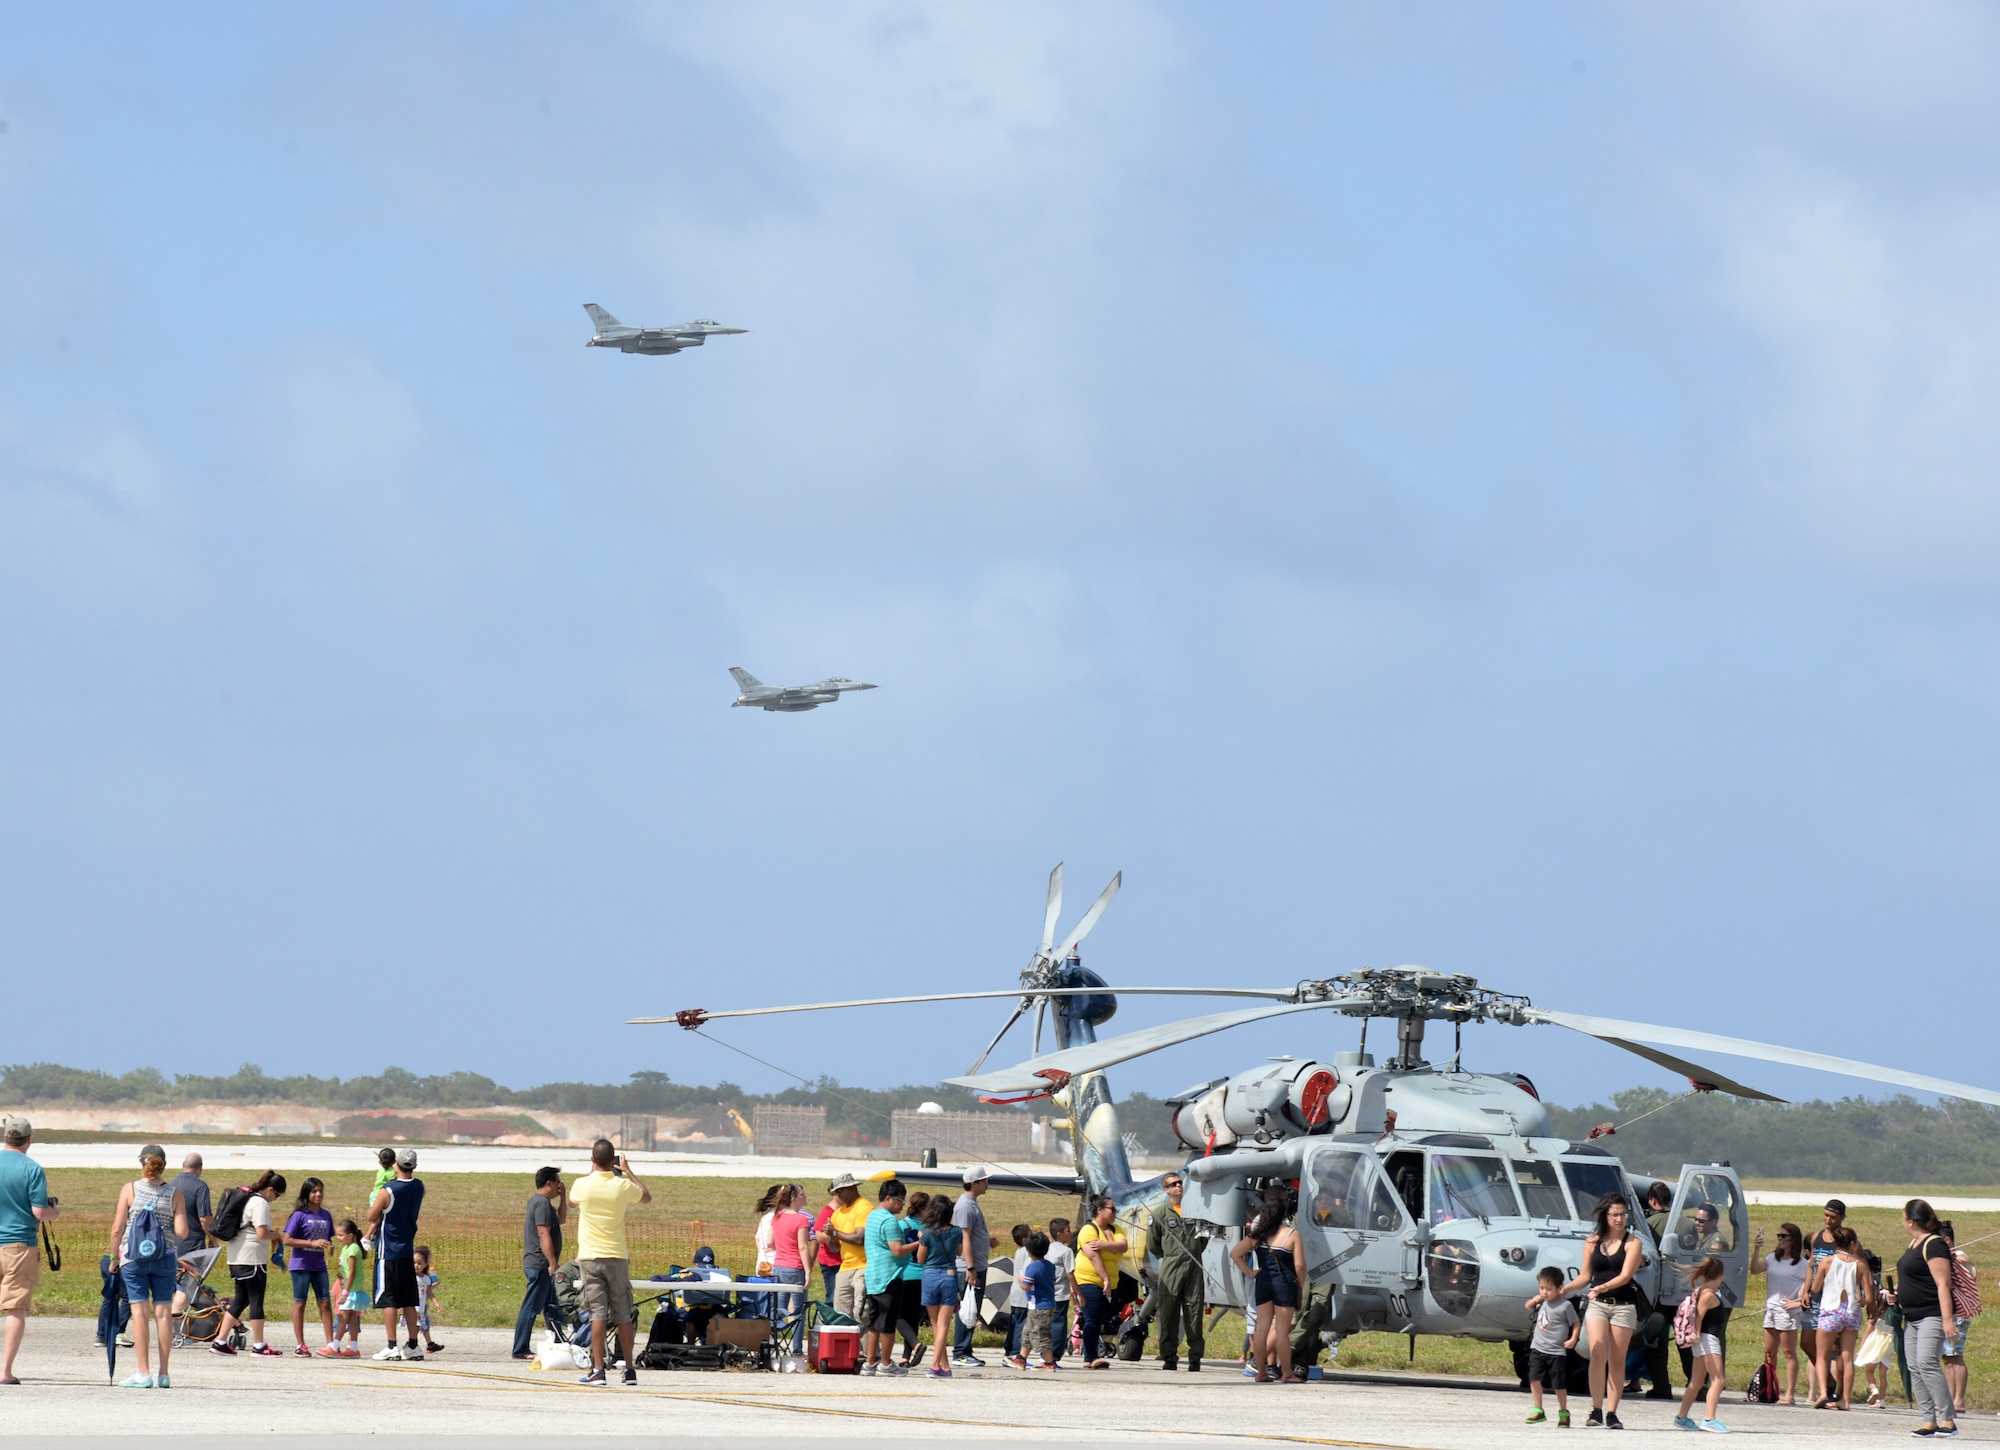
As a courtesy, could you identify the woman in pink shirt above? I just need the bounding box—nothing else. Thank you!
[769,1184,813,1354]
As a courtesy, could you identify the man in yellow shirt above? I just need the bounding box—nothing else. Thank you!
[821,1172,875,1323]
[567,1139,650,1386]
[1073,1194,1128,1369]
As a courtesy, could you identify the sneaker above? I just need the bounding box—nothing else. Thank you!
[340,1345,360,1358]
[1243,1365,1261,1379]
[315,1344,339,1358]
[1607,1412,1624,1430]
[1586,1408,1603,1427]
[952,1354,984,1368]
[1558,1409,1571,1428]
[858,1363,877,1377]
[249,1344,282,1357]
[1698,1421,1730,1435]
[884,1362,909,1377]
[402,1346,425,1361]
[1527,1409,1547,1424]
[1912,1429,1937,1439]
[1675,1418,1699,1432]
[927,1367,952,1379]
[1936,1428,1958,1438]
[210,1341,238,1356]
[578,1368,606,1386]
[156,1374,170,1389]
[116,1334,135,1348]
[425,1342,443,1354]
[621,1366,637,1387]
[117,1373,155,1389]
[372,1345,405,1360]
[1006,1355,1027,1370]
[294,1345,311,1358]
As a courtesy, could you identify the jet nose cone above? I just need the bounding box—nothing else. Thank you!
[853,681,877,690]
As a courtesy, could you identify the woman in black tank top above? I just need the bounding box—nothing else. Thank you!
[1559,1194,1644,1428]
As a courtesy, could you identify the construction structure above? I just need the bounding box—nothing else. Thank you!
[749,1104,825,1157]
[890,1108,1030,1160]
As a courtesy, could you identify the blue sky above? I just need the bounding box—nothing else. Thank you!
[5,3,1999,1110]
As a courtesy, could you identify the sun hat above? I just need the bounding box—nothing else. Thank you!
[827,1171,861,1192]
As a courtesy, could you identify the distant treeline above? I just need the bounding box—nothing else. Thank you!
[0,1061,1033,1144]
[1545,1087,2000,1186]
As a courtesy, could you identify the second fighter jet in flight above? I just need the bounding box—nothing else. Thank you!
[584,304,747,355]
[729,668,876,713]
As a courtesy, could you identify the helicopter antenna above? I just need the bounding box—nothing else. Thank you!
[1357,1018,1368,1057]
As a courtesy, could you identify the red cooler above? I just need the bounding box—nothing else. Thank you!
[811,1324,861,1374]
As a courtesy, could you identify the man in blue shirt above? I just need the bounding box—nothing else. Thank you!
[365,1149,427,1360]
[860,1180,917,1376]
[1,1116,60,1385]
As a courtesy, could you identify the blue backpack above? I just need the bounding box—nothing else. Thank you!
[127,1201,167,1263]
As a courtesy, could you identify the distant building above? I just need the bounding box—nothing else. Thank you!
[445,1118,510,1143]
[751,1105,826,1157]
[891,1108,1029,1160]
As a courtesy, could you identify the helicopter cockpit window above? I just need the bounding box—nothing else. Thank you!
[1560,1160,1628,1223]
[1673,1173,1742,1253]
[1429,1154,1523,1225]
[1511,1159,1572,1220]
[1304,1150,1367,1230]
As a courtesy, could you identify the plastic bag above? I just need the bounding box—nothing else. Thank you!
[958,1281,979,1330]
[1854,1324,1893,1368]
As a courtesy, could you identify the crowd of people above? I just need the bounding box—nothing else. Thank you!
[0,1111,1989,1429]
[0,1120,448,1387]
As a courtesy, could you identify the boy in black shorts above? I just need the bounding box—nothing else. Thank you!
[1524,1266,1580,1425]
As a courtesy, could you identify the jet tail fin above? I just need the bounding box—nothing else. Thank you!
[729,666,764,691]
[583,303,623,332]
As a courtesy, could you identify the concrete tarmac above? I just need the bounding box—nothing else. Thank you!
[1,1319,1982,1446]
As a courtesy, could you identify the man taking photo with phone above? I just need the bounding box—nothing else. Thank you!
[570,1139,649,1387]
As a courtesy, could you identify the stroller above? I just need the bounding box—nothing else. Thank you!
[173,1247,241,1348]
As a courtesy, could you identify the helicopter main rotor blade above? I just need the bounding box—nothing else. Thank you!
[1585,1035,1785,1103]
[947,996,1366,1096]
[634,984,1296,1027]
[1529,1008,2000,1109]
[1052,871,1121,961]
[965,1002,1030,1076]
[1041,863,1063,958]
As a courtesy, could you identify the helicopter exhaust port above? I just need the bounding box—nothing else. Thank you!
[1170,1059,1347,1151]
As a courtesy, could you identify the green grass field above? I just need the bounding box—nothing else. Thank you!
[32,1166,1998,1407]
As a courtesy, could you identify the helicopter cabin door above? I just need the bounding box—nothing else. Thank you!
[1298,1143,1419,1315]
[1655,1164,1750,1314]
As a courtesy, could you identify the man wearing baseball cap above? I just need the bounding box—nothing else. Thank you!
[951,1167,992,1367]
[822,1172,874,1325]
[365,1149,426,1360]
[1,1116,59,1385]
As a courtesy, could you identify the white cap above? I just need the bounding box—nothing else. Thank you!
[961,1164,992,1186]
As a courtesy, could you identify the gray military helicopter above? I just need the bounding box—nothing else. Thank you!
[643,865,2000,1354]
[583,303,747,355]
[728,667,877,713]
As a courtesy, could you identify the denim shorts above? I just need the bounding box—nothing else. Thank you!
[292,1267,331,1303]
[1944,1318,1971,1358]
[920,1268,962,1308]
[120,1257,179,1306]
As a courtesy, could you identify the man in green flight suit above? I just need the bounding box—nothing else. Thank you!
[1153,1171,1210,1371]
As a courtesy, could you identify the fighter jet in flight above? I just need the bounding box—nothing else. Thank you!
[583,304,747,355]
[729,668,877,713]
